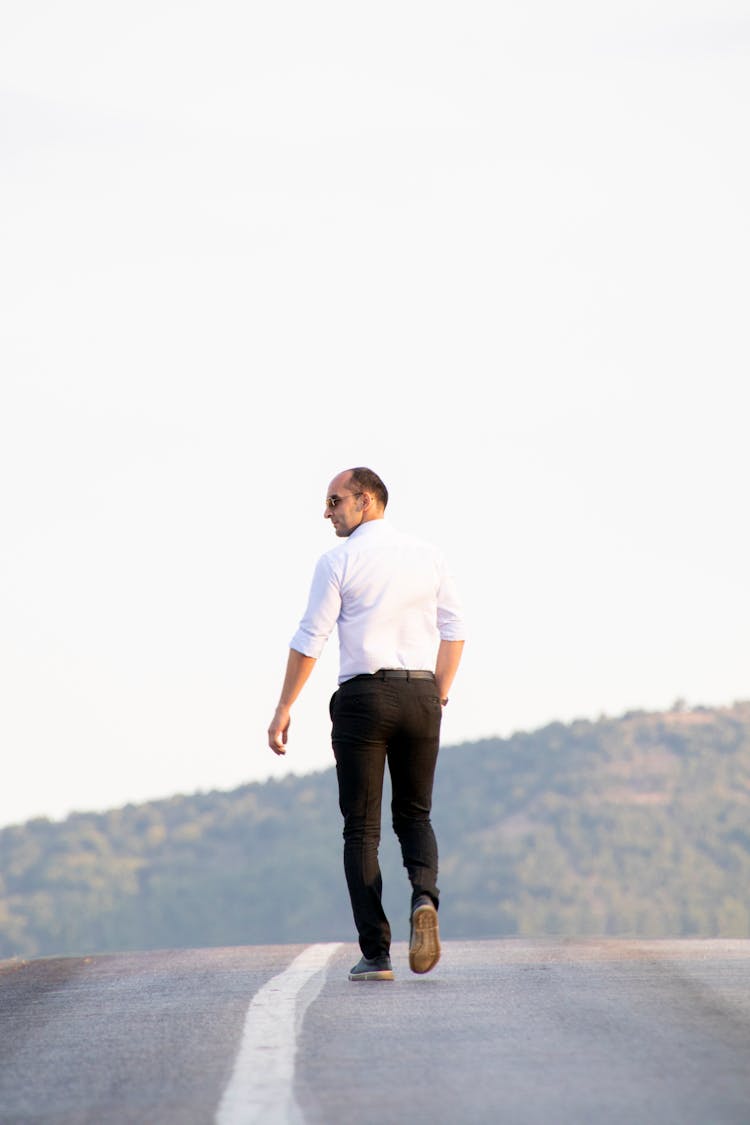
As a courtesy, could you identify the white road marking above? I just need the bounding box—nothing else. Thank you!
[215,943,342,1125]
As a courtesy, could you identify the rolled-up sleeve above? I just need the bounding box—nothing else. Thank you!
[436,558,466,641]
[289,554,342,658]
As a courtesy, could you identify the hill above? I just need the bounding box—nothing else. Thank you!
[2,702,749,959]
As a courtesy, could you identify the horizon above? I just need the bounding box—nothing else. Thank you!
[3,694,747,832]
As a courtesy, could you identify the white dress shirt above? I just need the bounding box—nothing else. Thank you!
[290,519,466,683]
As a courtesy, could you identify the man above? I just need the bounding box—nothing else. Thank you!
[267,467,465,982]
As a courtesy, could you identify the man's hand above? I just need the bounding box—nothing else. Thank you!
[268,704,291,755]
[267,651,317,756]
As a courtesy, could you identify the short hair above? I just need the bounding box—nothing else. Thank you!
[348,467,389,509]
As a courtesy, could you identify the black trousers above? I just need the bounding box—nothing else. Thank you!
[330,672,442,959]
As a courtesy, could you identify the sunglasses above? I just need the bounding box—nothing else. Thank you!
[325,492,363,509]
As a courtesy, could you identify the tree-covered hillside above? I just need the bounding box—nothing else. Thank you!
[1,702,749,959]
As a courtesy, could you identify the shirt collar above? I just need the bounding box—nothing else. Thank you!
[347,518,390,541]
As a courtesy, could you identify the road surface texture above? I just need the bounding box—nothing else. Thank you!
[1,939,749,1124]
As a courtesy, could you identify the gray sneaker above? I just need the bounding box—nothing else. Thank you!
[348,954,395,982]
[409,898,440,974]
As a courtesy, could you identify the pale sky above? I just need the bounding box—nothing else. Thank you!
[2,0,749,828]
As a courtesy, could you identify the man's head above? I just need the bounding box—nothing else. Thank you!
[324,467,388,537]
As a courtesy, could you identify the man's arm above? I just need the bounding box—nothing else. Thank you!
[435,639,464,705]
[267,649,317,755]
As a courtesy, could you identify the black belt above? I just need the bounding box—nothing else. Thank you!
[371,669,434,681]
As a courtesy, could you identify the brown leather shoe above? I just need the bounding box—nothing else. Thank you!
[409,899,441,974]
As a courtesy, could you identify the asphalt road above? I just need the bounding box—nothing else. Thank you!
[1,940,749,1124]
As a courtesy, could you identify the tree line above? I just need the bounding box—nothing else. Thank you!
[1,701,749,959]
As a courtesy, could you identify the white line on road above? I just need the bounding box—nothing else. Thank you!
[215,943,342,1125]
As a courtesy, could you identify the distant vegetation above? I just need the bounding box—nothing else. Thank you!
[1,702,749,959]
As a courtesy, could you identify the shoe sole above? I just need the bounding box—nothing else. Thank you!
[409,903,441,974]
[348,969,395,982]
